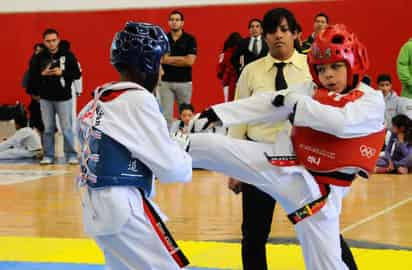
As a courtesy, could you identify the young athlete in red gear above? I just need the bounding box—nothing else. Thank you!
[187,24,385,270]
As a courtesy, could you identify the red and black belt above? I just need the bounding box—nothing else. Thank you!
[288,171,356,225]
[139,190,189,268]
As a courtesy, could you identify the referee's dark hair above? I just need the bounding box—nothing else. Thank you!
[263,8,298,36]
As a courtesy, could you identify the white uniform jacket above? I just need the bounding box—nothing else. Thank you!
[77,81,192,236]
[212,81,385,176]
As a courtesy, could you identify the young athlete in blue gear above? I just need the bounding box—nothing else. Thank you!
[77,22,192,270]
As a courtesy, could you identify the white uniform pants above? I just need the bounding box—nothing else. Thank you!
[189,133,350,270]
[94,213,182,270]
[85,188,183,270]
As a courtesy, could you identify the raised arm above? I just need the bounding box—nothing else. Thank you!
[212,91,291,127]
[212,81,314,127]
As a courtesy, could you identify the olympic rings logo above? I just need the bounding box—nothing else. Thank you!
[360,145,376,159]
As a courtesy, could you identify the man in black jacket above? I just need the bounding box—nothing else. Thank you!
[28,29,81,165]
[231,18,268,77]
[301,13,329,54]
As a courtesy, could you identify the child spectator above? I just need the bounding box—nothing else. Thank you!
[170,103,195,135]
[375,114,412,174]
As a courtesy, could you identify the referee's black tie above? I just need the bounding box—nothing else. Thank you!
[274,62,288,90]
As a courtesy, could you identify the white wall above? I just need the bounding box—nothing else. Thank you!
[0,0,310,13]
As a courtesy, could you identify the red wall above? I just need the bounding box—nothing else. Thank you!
[1,0,411,112]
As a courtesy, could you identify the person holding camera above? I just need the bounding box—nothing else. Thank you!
[28,28,81,165]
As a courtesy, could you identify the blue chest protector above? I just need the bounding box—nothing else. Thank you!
[81,128,153,196]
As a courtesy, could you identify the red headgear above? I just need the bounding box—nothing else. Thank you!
[308,24,369,88]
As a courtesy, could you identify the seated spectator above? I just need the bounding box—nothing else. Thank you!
[217,32,242,102]
[0,112,42,160]
[171,103,227,136]
[375,115,412,174]
[170,103,195,135]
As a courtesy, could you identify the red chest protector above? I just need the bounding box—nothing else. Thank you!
[291,88,385,184]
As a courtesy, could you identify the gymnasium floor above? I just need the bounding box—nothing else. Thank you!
[0,125,411,269]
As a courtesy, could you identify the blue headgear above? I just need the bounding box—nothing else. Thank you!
[110,22,170,74]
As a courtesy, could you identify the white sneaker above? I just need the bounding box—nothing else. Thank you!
[68,157,79,165]
[40,157,53,165]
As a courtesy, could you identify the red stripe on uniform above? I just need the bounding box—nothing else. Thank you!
[142,199,186,268]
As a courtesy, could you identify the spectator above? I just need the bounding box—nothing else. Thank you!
[23,43,46,134]
[301,12,329,54]
[28,28,81,165]
[170,103,195,135]
[0,110,42,160]
[227,8,311,270]
[377,74,401,128]
[217,32,242,102]
[160,10,197,128]
[294,23,304,53]
[397,38,412,98]
[375,115,412,174]
[231,18,269,76]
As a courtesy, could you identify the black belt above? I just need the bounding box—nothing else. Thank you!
[288,170,356,225]
[288,184,331,225]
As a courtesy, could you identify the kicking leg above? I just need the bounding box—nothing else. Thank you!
[190,133,350,270]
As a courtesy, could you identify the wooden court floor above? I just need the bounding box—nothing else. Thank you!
[0,163,411,249]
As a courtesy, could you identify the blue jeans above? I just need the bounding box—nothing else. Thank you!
[40,99,77,159]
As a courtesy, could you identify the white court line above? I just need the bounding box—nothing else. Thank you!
[342,195,412,233]
[0,170,67,185]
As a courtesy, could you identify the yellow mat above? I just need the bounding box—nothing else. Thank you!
[0,236,411,269]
